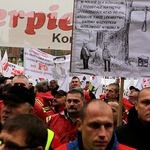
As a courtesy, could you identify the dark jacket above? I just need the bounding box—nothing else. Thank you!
[55,131,136,150]
[80,47,90,60]
[115,106,150,150]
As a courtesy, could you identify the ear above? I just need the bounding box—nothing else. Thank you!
[115,93,119,98]
[77,118,82,131]
[83,100,86,104]
[135,101,138,110]
[36,146,44,150]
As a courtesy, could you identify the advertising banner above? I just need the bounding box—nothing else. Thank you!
[0,0,73,50]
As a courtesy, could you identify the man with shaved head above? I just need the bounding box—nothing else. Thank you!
[56,99,136,150]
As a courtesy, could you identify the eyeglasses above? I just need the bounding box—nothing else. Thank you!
[0,140,37,150]
[14,83,26,87]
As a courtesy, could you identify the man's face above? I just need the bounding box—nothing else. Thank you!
[28,83,33,89]
[66,93,84,115]
[1,100,31,125]
[13,77,29,88]
[52,94,66,107]
[78,102,114,150]
[135,89,150,124]
[105,85,118,100]
[54,58,65,67]
[70,78,80,88]
[128,89,139,105]
[49,83,56,90]
[5,79,12,85]
[0,129,28,150]
[85,82,90,90]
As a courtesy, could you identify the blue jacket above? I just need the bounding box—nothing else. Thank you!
[55,132,136,150]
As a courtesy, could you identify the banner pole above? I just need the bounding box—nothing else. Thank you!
[117,77,125,126]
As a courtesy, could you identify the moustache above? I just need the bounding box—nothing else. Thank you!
[68,106,77,110]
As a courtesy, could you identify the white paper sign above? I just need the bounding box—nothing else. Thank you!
[71,0,150,78]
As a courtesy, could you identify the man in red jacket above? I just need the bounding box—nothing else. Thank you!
[123,86,140,112]
[34,82,54,120]
[47,88,85,144]
[100,82,119,102]
[100,82,129,123]
[51,90,66,114]
[55,99,136,150]
[44,90,67,123]
[70,76,90,102]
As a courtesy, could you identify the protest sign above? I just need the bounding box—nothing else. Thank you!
[24,48,70,85]
[1,51,24,77]
[71,0,150,78]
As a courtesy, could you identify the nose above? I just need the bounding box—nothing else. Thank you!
[2,104,11,113]
[105,90,109,94]
[53,97,56,101]
[98,126,106,138]
[70,100,75,106]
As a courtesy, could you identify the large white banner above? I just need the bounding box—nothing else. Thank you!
[0,0,73,50]
[71,0,150,78]
[24,48,70,85]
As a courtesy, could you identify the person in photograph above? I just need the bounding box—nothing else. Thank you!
[80,39,91,69]
[51,56,67,80]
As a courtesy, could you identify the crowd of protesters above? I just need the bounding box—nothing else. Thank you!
[0,74,148,150]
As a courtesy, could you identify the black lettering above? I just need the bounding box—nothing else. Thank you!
[62,36,69,43]
[52,33,61,42]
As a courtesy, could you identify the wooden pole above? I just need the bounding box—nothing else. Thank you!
[117,77,125,126]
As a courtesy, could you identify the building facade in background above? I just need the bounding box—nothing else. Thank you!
[0,47,71,64]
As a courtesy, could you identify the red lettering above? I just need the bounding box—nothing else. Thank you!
[47,5,59,30]
[25,12,46,35]
[8,10,25,27]
[59,13,73,30]
[47,13,57,29]
[38,63,43,70]
[0,9,7,27]
[38,63,48,71]
[0,5,73,35]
